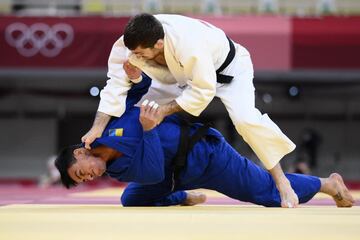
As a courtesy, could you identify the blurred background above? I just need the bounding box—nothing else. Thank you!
[0,0,359,186]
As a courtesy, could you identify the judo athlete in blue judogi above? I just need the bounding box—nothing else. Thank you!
[55,75,354,208]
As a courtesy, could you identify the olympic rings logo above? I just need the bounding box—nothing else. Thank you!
[5,22,74,58]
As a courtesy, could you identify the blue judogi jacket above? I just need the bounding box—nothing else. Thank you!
[90,74,225,186]
[91,107,224,185]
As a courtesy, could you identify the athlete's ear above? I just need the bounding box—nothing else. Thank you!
[73,148,86,156]
[154,39,164,49]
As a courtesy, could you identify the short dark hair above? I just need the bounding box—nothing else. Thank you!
[124,13,164,50]
[55,144,82,189]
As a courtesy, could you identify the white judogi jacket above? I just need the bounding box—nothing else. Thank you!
[98,14,296,170]
[98,14,229,117]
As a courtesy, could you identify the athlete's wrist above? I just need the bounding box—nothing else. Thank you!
[162,100,182,116]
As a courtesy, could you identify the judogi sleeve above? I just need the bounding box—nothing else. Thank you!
[98,37,142,117]
[123,128,165,184]
[175,39,217,116]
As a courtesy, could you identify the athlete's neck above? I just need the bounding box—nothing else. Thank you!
[90,146,122,162]
[154,53,167,66]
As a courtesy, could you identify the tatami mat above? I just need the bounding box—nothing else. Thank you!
[1,204,359,240]
[1,186,359,240]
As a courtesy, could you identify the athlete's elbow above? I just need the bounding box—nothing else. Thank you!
[203,83,216,98]
[199,88,216,106]
[207,89,216,101]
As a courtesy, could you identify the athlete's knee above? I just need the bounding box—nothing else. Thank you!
[231,112,263,135]
[120,193,133,206]
[231,108,262,126]
[121,192,144,207]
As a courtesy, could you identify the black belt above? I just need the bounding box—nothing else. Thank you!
[171,118,210,186]
[216,36,235,84]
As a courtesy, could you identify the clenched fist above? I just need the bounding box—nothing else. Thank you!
[123,60,141,80]
[81,127,103,149]
[139,100,165,131]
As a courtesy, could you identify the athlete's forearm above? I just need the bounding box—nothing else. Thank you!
[269,163,299,208]
[92,111,112,131]
[82,111,112,149]
[161,100,183,116]
[268,163,290,187]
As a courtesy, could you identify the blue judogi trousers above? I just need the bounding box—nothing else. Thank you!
[121,139,321,207]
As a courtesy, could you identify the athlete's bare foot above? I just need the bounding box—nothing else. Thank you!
[320,173,355,207]
[182,191,207,206]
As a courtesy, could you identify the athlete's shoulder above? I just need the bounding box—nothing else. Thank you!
[104,107,141,135]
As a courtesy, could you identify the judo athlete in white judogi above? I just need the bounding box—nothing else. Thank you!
[82,14,298,207]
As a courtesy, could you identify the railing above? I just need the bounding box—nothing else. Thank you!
[0,0,360,16]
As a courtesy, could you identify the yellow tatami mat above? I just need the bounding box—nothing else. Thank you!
[1,186,359,240]
[0,204,359,240]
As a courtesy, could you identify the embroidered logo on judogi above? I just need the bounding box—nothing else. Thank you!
[109,128,123,137]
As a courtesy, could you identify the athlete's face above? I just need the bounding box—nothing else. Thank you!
[132,39,164,60]
[67,148,106,184]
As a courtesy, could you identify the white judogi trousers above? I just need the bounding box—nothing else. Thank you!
[216,43,295,169]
